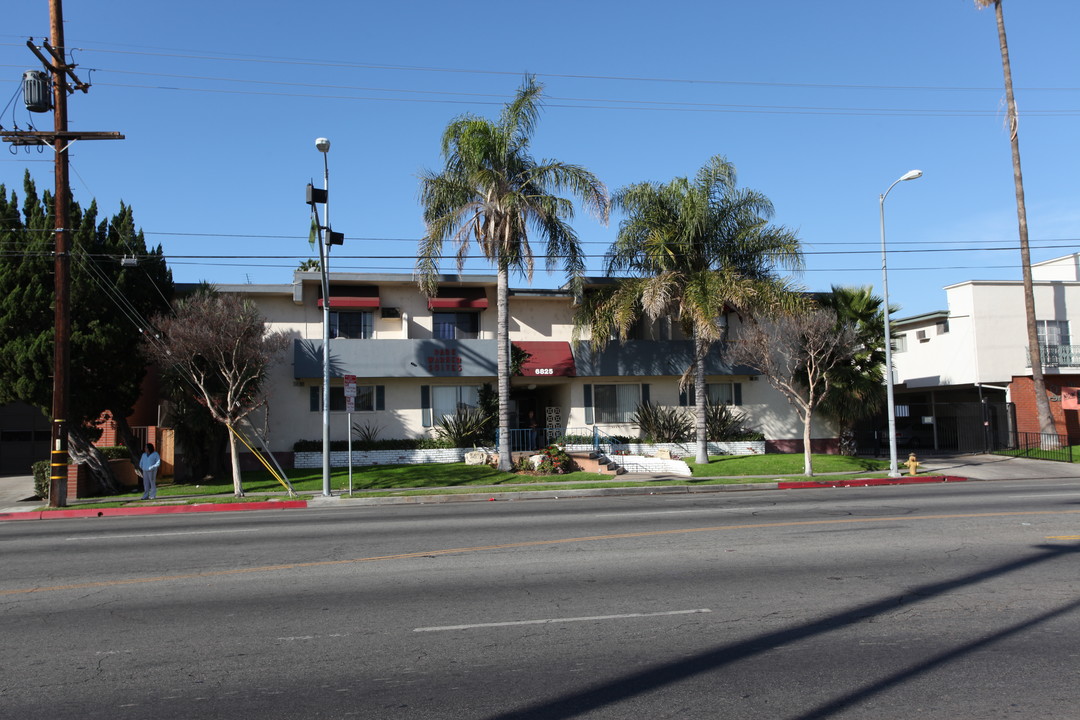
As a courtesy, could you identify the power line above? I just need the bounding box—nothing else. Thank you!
[13,43,1073,93]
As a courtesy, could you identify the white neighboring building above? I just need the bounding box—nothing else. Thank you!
[889,254,1080,450]
[212,271,834,461]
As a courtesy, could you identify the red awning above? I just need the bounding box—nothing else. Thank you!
[318,284,380,309]
[516,341,576,377]
[318,296,379,308]
[427,287,489,310]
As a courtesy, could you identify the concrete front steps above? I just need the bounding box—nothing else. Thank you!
[568,452,626,475]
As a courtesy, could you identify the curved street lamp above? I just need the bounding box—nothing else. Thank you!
[880,169,923,477]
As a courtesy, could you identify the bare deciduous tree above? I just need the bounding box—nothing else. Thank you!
[729,309,856,476]
[146,289,288,496]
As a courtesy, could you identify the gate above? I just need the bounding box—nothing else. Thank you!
[857,400,1015,455]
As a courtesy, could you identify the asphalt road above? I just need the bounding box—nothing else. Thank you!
[3,478,1080,719]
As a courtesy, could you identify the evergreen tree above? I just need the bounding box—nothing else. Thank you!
[0,172,173,491]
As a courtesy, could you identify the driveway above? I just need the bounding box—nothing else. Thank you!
[918,453,1080,481]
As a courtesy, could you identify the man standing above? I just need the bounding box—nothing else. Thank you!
[139,443,161,500]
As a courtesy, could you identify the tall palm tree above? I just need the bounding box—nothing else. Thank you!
[576,155,803,464]
[816,285,887,454]
[975,0,1054,435]
[418,76,610,471]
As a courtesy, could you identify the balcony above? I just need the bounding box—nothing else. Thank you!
[1028,344,1080,368]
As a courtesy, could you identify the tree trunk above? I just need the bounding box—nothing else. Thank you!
[227,422,244,496]
[993,0,1055,435]
[67,425,120,496]
[694,329,709,464]
[803,410,814,477]
[113,414,143,464]
[496,266,512,471]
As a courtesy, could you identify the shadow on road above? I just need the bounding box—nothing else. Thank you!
[484,542,1080,720]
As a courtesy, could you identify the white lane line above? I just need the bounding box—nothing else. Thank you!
[1007,493,1080,499]
[414,608,711,632]
[66,529,260,541]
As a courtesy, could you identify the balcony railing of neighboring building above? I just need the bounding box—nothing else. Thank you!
[1028,344,1080,367]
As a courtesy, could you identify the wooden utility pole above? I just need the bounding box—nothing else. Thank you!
[1,0,122,507]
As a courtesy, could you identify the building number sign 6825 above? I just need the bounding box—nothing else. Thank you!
[533,368,554,375]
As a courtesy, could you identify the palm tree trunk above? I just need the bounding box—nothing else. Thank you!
[694,329,709,464]
[496,266,513,471]
[992,0,1055,435]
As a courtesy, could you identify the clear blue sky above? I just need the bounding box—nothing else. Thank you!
[3,0,1078,319]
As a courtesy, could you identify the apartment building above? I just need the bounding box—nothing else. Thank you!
[218,271,833,455]
[890,253,1080,449]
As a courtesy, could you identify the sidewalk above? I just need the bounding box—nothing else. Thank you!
[0,475,37,514]
[3,453,1078,520]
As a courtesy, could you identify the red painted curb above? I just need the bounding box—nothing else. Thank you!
[1,500,308,521]
[778,476,967,489]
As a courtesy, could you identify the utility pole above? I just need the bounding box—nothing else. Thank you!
[1,0,122,507]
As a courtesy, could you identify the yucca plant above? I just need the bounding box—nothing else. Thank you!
[351,421,383,445]
[633,401,693,443]
[434,407,493,448]
[705,402,756,441]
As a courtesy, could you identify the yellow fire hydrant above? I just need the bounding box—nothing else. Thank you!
[905,452,920,476]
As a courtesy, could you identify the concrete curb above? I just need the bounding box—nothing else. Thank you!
[0,475,970,519]
[777,475,967,489]
[0,500,307,521]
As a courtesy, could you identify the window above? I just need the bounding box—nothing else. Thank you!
[936,320,950,335]
[310,385,383,412]
[330,311,373,339]
[1037,320,1070,347]
[594,384,641,423]
[433,312,479,340]
[422,385,480,426]
[893,334,908,353]
[679,383,742,406]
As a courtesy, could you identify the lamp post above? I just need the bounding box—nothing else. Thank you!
[879,169,922,478]
[316,137,332,497]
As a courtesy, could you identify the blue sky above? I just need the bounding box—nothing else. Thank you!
[2,0,1078,319]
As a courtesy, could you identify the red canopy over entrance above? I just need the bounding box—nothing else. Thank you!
[515,341,576,377]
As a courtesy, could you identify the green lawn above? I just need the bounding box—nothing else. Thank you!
[685,453,890,478]
[69,453,895,508]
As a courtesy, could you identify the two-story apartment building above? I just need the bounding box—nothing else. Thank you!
[217,271,833,457]
[890,253,1080,450]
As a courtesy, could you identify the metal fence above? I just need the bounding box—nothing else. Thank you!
[1000,431,1075,463]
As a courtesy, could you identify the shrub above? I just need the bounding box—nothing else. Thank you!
[537,444,577,474]
[98,445,132,460]
[435,407,492,448]
[704,403,763,441]
[293,436,457,452]
[32,460,49,500]
[633,402,693,443]
[554,434,594,445]
[351,421,382,444]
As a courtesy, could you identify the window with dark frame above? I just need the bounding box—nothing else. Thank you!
[433,311,479,340]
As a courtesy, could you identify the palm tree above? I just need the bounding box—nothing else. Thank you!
[975,0,1054,435]
[816,285,887,454]
[576,155,803,464]
[417,76,610,471]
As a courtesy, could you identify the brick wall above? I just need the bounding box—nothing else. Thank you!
[1010,374,1080,438]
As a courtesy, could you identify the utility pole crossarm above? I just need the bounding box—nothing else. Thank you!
[2,131,125,146]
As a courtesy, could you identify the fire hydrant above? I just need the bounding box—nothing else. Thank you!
[905,452,920,476]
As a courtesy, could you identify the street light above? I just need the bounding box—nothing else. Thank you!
[316,137,332,497]
[879,169,922,478]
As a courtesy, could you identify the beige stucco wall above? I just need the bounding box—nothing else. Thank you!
[228,276,831,451]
